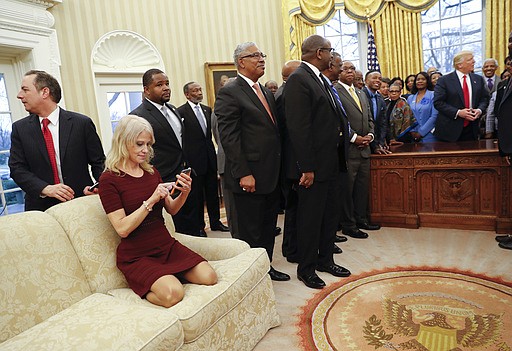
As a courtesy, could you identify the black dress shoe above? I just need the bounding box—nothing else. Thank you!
[198,229,207,237]
[342,228,369,239]
[495,234,512,243]
[269,267,290,281]
[211,222,230,232]
[357,222,381,230]
[275,226,282,236]
[335,234,347,243]
[298,273,325,289]
[316,263,351,277]
[333,244,342,254]
[499,241,512,250]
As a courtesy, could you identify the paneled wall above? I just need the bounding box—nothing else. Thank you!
[50,0,284,130]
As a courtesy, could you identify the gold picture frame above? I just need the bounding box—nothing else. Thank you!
[204,62,237,106]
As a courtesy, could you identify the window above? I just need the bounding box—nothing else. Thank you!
[317,11,366,70]
[422,0,483,73]
[0,73,24,215]
[106,91,142,132]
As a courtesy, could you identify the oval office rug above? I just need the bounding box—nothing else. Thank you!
[297,267,512,351]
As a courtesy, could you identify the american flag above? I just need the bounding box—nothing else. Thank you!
[367,23,381,72]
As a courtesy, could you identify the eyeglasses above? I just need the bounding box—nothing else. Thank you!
[389,90,401,94]
[341,66,356,72]
[318,47,334,53]
[240,52,267,59]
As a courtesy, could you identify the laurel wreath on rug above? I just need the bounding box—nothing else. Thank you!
[363,315,394,348]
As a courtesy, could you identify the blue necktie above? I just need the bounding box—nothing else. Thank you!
[371,93,378,120]
[330,84,347,115]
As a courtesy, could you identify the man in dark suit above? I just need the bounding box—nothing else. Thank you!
[335,59,380,238]
[9,70,105,211]
[130,69,199,236]
[434,51,490,142]
[177,82,229,233]
[284,35,351,289]
[362,70,389,153]
[496,31,512,250]
[215,42,289,281]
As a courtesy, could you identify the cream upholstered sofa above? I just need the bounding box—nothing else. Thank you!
[0,195,280,350]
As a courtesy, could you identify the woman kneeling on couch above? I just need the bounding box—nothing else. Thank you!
[99,115,217,308]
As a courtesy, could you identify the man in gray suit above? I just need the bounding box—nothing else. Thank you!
[335,60,380,238]
[482,58,501,94]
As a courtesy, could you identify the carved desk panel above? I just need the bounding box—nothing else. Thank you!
[370,140,510,232]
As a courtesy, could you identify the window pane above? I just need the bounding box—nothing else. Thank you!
[461,0,481,14]
[0,74,9,112]
[440,0,461,19]
[421,3,439,22]
[107,91,142,131]
[424,48,444,72]
[440,17,461,48]
[422,21,441,49]
[461,13,482,44]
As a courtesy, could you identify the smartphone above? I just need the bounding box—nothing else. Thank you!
[89,181,99,191]
[170,167,192,198]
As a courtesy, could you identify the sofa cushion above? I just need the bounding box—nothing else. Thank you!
[0,293,184,351]
[45,195,128,294]
[0,211,91,343]
[109,247,271,343]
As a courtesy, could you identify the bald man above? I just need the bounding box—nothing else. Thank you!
[275,60,301,100]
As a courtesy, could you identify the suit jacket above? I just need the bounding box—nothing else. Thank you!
[283,63,347,182]
[210,111,225,174]
[498,79,512,155]
[9,108,105,211]
[130,99,187,182]
[433,71,490,142]
[362,86,387,147]
[335,83,374,159]
[177,102,217,176]
[215,75,281,194]
[484,74,501,94]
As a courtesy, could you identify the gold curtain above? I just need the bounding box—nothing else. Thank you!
[343,0,437,20]
[485,0,512,71]
[372,2,424,79]
[282,0,343,60]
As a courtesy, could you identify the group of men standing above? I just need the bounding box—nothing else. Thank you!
[9,30,512,288]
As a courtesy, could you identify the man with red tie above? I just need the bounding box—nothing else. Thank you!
[9,70,105,211]
[433,51,490,141]
[215,42,289,281]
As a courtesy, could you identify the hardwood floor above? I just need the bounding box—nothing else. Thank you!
[208,214,511,351]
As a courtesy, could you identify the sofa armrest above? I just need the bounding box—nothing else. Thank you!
[162,210,249,260]
[172,233,250,261]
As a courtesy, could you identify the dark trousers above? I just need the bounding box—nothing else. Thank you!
[340,156,370,230]
[172,190,200,235]
[233,187,279,261]
[458,123,478,141]
[220,175,239,238]
[282,179,298,259]
[296,178,338,276]
[193,170,221,229]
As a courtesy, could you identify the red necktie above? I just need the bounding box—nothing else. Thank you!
[42,118,60,184]
[462,75,470,127]
[253,83,275,124]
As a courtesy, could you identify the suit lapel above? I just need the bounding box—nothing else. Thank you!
[338,84,359,112]
[469,72,480,107]
[29,114,50,164]
[58,109,71,161]
[237,77,276,128]
[450,72,465,106]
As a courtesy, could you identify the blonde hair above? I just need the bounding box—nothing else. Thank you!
[105,115,155,175]
[453,51,473,69]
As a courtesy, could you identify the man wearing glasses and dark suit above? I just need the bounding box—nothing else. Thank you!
[215,42,290,282]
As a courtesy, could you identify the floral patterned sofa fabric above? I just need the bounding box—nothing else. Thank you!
[45,196,128,294]
[0,293,184,351]
[0,211,92,343]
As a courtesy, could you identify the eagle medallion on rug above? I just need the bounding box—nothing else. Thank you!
[298,267,512,351]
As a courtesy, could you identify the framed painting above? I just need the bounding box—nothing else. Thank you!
[204,62,237,106]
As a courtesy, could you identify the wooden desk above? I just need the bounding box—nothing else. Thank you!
[369,140,511,233]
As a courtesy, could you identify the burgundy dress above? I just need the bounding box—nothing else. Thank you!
[99,168,205,298]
